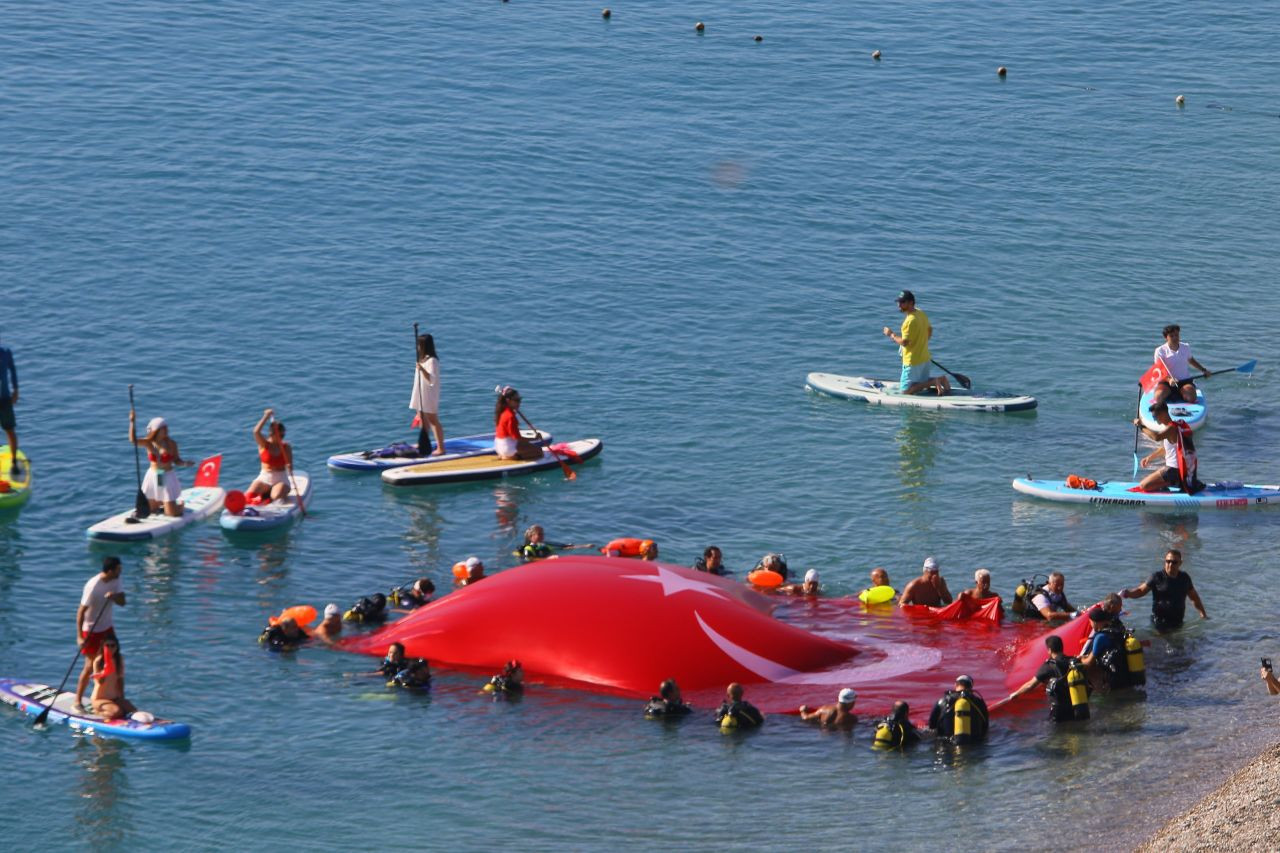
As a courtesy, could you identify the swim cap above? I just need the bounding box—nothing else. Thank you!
[923,556,940,571]
[838,688,857,705]
[955,674,973,687]
[465,556,483,572]
[804,569,819,583]
[146,417,167,433]
[323,603,340,619]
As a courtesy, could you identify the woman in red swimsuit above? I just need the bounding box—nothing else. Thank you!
[493,387,542,461]
[246,408,294,502]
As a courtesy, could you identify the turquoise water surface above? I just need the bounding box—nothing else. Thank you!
[3,1,1279,849]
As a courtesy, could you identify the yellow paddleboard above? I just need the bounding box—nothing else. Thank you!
[0,446,31,510]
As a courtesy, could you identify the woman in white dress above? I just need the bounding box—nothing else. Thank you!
[412,333,445,456]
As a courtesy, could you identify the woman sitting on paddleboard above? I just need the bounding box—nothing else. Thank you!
[412,333,445,457]
[246,408,294,502]
[90,636,137,721]
[129,412,192,517]
[494,386,542,461]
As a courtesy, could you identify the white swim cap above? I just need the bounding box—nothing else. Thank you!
[465,556,483,571]
[324,603,340,619]
[146,417,167,433]
[804,569,819,583]
[923,556,940,571]
[838,688,857,705]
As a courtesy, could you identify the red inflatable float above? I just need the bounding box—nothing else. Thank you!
[339,556,1093,715]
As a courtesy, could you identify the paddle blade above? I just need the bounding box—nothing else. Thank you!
[1132,453,1140,480]
[1237,359,1258,375]
[134,490,151,519]
[224,490,246,515]
[954,372,973,390]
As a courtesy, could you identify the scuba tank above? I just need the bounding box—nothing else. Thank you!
[1124,632,1146,687]
[719,707,739,729]
[1067,660,1091,720]
[872,719,899,749]
[953,695,973,743]
[1012,582,1029,615]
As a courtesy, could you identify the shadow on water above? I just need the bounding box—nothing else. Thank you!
[1139,512,1202,553]
[72,737,131,847]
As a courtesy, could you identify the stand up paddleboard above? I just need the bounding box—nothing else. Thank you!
[382,439,602,487]
[87,455,225,541]
[0,679,191,741]
[220,471,312,532]
[806,373,1037,413]
[1138,386,1206,432]
[327,430,550,472]
[0,446,31,511]
[1012,477,1279,510]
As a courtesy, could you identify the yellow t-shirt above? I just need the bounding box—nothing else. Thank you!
[899,309,931,366]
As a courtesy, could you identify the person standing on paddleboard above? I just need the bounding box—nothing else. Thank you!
[128,412,193,517]
[0,336,19,476]
[882,290,950,396]
[1151,324,1210,406]
[74,556,127,711]
[246,409,294,503]
[411,333,445,457]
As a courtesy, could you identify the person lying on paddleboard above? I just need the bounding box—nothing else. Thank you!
[494,386,542,461]
[1151,324,1210,406]
[899,557,953,606]
[90,636,137,721]
[960,569,1000,602]
[799,687,857,730]
[411,332,445,457]
[1133,401,1203,494]
[881,290,950,396]
[129,413,193,517]
[246,409,294,503]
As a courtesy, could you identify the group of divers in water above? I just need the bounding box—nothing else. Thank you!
[250,523,1209,748]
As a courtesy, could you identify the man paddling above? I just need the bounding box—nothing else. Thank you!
[1151,324,1210,406]
[882,290,950,396]
[1133,401,1203,494]
[75,556,127,710]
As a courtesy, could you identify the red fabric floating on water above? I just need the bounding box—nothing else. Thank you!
[902,596,1004,623]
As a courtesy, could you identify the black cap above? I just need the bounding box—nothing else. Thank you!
[896,290,915,303]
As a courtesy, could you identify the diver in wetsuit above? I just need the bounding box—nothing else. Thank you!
[928,675,989,744]
[644,679,693,719]
[714,682,764,729]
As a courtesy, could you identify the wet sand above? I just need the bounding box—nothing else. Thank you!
[1136,741,1280,852]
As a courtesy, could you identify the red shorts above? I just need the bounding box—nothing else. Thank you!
[80,627,117,657]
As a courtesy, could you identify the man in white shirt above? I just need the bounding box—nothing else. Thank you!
[74,556,126,710]
[1152,324,1210,405]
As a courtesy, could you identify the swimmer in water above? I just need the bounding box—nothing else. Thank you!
[899,557,953,607]
[312,604,343,645]
[485,659,524,696]
[961,568,1000,602]
[693,546,727,575]
[517,525,593,561]
[799,687,858,730]
[258,616,309,652]
[780,569,821,596]
[644,679,693,719]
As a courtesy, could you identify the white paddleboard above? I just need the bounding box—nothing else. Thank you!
[87,486,226,541]
[806,372,1037,412]
[220,471,312,532]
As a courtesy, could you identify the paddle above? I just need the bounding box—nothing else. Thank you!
[1131,383,1144,479]
[127,385,150,521]
[1198,359,1257,379]
[930,360,972,391]
[274,418,306,518]
[33,602,107,727]
[514,409,575,481]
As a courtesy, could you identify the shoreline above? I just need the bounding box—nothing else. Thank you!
[1135,741,1280,852]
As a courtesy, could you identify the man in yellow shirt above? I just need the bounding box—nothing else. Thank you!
[882,290,950,395]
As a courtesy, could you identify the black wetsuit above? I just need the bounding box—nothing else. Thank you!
[644,697,693,718]
[1147,570,1195,631]
[715,699,764,728]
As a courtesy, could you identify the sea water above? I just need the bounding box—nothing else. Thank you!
[2,1,1278,849]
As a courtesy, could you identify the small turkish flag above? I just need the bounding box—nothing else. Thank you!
[411,413,422,429]
[1139,359,1171,394]
[193,454,222,488]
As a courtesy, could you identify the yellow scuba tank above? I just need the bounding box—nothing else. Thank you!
[1125,632,1146,686]
[953,695,972,739]
[1067,663,1090,719]
[720,711,739,730]
[872,720,898,749]
[1012,582,1028,615]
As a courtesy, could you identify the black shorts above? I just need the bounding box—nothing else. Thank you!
[1157,467,1181,484]
[0,398,14,432]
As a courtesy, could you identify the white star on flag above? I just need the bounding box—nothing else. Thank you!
[622,566,730,600]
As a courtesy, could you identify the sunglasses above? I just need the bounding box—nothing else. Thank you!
[1164,558,1181,564]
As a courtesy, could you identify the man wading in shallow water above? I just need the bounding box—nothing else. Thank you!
[1121,549,1207,632]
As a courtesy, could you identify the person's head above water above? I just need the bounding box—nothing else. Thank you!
[386,642,405,661]
[1044,634,1065,655]
[659,679,681,702]
[838,688,857,708]
[702,546,722,567]
[870,567,890,587]
[974,569,991,590]
[524,524,544,545]
[323,603,340,622]
[640,540,658,560]
[891,700,910,722]
[954,674,973,691]
[727,682,744,701]
[922,556,940,576]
